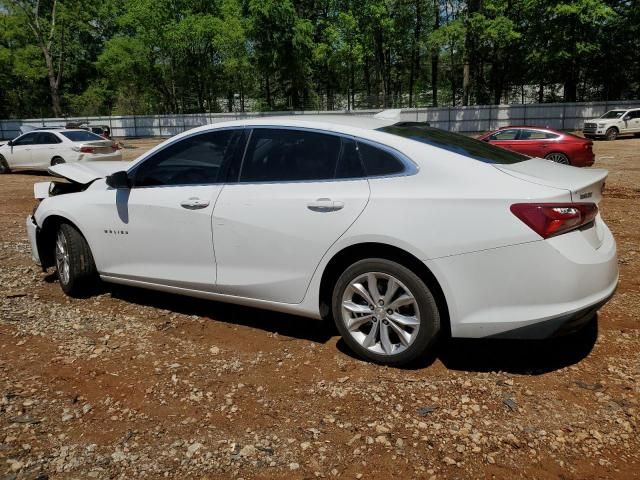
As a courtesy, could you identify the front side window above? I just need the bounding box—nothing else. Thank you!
[13,132,40,146]
[132,130,238,187]
[61,131,105,142]
[600,110,625,119]
[240,129,343,182]
[489,129,519,141]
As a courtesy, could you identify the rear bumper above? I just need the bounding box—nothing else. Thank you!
[487,291,614,339]
[77,152,123,162]
[26,215,41,265]
[426,220,618,339]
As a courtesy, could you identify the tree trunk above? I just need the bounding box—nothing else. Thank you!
[408,0,422,108]
[431,0,439,107]
[538,82,544,103]
[462,0,482,106]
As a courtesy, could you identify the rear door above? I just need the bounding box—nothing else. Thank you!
[28,132,62,168]
[212,128,370,304]
[516,129,559,158]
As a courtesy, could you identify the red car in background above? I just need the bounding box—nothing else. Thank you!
[478,126,595,167]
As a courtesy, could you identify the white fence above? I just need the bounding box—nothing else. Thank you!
[2,100,640,140]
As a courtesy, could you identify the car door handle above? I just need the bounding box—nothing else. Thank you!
[180,197,210,210]
[307,198,344,212]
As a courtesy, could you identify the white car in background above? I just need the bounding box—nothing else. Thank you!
[0,129,121,174]
[583,108,640,140]
[25,116,618,365]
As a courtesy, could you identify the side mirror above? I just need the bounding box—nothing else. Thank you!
[105,171,131,189]
[7,140,13,147]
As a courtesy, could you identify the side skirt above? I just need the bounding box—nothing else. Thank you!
[100,274,322,320]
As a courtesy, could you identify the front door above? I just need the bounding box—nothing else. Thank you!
[486,129,520,153]
[94,129,243,289]
[626,111,640,133]
[213,128,370,304]
[6,132,39,168]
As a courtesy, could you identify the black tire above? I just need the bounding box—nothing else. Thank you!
[605,127,618,141]
[332,258,441,366]
[55,223,98,297]
[51,156,65,166]
[544,152,571,165]
[0,154,10,174]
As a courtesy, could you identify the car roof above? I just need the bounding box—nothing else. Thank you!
[490,125,565,134]
[226,114,398,130]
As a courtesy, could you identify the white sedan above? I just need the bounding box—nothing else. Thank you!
[0,129,122,173]
[25,115,618,365]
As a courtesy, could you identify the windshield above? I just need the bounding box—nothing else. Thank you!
[600,110,625,119]
[61,131,104,142]
[377,124,528,164]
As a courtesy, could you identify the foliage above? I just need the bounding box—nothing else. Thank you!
[0,0,637,118]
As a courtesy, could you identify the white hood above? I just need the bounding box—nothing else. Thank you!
[49,161,131,184]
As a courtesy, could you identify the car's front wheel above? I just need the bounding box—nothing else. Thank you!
[55,223,98,297]
[0,154,10,174]
[605,127,618,141]
[332,258,441,366]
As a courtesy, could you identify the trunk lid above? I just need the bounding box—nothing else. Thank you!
[49,161,131,184]
[495,158,607,204]
[79,140,117,154]
[496,158,608,249]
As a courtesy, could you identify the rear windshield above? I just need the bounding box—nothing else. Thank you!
[378,124,528,164]
[61,131,104,142]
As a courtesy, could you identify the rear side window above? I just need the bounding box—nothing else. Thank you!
[132,130,237,187]
[335,137,365,179]
[379,124,528,164]
[37,132,62,144]
[519,130,559,140]
[61,131,104,142]
[240,129,342,182]
[357,142,405,176]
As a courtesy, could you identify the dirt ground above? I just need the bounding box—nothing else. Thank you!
[0,135,638,480]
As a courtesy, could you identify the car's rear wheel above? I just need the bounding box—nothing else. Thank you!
[545,152,570,165]
[0,154,10,174]
[55,223,98,297]
[605,128,618,141]
[51,156,65,166]
[332,258,440,366]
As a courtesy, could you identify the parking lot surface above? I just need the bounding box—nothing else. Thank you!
[0,137,638,479]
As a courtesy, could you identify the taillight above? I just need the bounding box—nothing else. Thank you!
[80,146,96,153]
[510,203,598,239]
[112,143,121,151]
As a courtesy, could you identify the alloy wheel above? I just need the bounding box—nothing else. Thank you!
[341,272,420,356]
[546,153,570,164]
[55,230,70,285]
